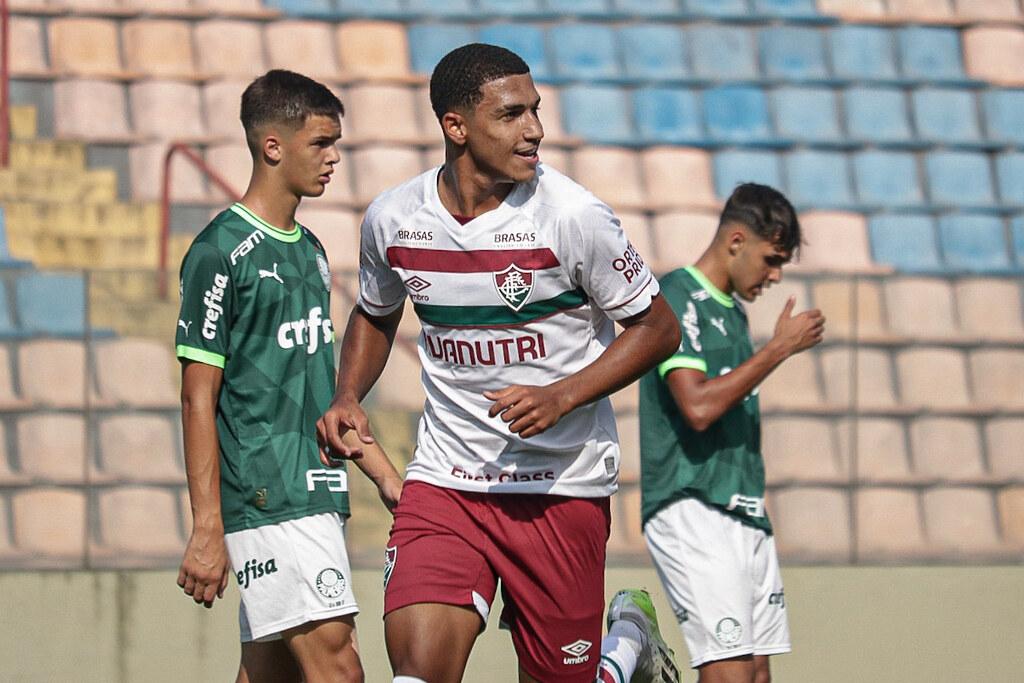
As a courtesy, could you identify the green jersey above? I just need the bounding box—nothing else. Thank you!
[639,266,770,533]
[175,203,348,533]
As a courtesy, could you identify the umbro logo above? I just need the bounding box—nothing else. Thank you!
[560,639,592,665]
[259,263,284,284]
[404,276,431,293]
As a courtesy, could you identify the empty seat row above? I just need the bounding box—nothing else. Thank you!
[870,213,1024,273]
[821,0,1024,24]
[0,271,86,338]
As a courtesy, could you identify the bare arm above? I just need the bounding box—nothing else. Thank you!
[177,360,230,608]
[667,297,825,432]
[343,430,404,512]
[486,294,681,438]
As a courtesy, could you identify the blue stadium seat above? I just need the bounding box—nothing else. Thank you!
[406,0,475,18]
[560,85,633,144]
[333,0,404,17]
[784,150,854,208]
[685,0,747,18]
[982,90,1024,146]
[545,0,614,18]
[869,214,942,272]
[938,214,1012,272]
[549,24,620,81]
[479,24,550,80]
[15,272,86,337]
[829,25,898,83]
[263,0,336,18]
[772,87,841,144]
[408,24,477,74]
[478,0,547,18]
[912,88,983,147]
[898,27,968,84]
[995,153,1024,207]
[619,24,688,82]
[613,0,682,17]
[925,151,995,207]
[689,26,758,81]
[759,26,829,82]
[853,151,923,208]
[1011,215,1024,268]
[713,150,783,199]
[752,0,823,20]
[0,279,17,338]
[703,85,772,144]
[843,87,913,146]
[633,87,702,144]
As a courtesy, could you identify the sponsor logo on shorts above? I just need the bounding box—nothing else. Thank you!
[769,590,785,608]
[315,568,346,599]
[236,557,278,589]
[560,639,592,665]
[383,546,397,590]
[674,607,689,624]
[715,617,743,647]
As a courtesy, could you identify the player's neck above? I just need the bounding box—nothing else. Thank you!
[693,252,734,297]
[239,177,300,233]
[437,159,512,219]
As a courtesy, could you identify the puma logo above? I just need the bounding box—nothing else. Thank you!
[258,263,283,284]
[710,317,727,336]
[178,319,192,336]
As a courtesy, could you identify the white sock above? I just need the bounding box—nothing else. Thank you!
[598,620,644,683]
[393,677,428,683]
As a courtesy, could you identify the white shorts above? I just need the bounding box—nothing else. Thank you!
[644,497,791,668]
[224,511,359,642]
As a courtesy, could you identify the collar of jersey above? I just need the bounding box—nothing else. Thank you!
[685,266,734,308]
[230,203,301,243]
[429,165,525,227]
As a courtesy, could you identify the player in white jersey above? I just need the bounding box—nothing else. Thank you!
[316,44,681,682]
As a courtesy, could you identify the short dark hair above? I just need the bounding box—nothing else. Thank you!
[429,43,530,120]
[719,183,801,255]
[240,69,344,154]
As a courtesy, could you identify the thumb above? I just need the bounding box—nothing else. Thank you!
[353,412,376,445]
[779,296,795,321]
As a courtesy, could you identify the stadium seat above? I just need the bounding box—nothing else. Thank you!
[884,277,958,340]
[649,210,719,272]
[205,143,254,202]
[686,0,749,18]
[571,147,645,210]
[12,488,87,565]
[618,24,688,82]
[94,338,178,408]
[970,349,1024,409]
[996,153,1024,207]
[869,214,941,272]
[922,488,1004,557]
[344,84,425,144]
[9,17,49,77]
[334,0,404,17]
[855,488,929,560]
[94,486,184,565]
[129,81,207,141]
[849,418,916,484]
[406,0,475,17]
[1013,215,1024,267]
[297,207,359,271]
[817,0,887,16]
[909,417,988,483]
[962,26,1024,87]
[703,86,772,144]
[48,18,124,78]
[954,0,1021,20]
[546,0,613,17]
[549,24,620,81]
[772,87,842,145]
[987,419,1024,479]
[97,414,183,484]
[759,26,829,82]
[954,278,1024,340]
[843,87,913,146]
[129,143,208,203]
[771,488,850,562]
[336,21,414,80]
[263,0,335,17]
[560,85,633,145]
[15,272,85,337]
[532,84,571,146]
[371,344,425,411]
[202,81,249,141]
[828,25,898,83]
[53,80,131,141]
[632,88,702,145]
[784,150,854,208]
[478,24,550,81]
[689,25,758,81]
[408,24,477,75]
[747,276,811,338]
[898,27,968,84]
[121,19,196,80]
[0,492,21,561]
[887,0,954,21]
[0,345,24,410]
[0,280,17,339]
[194,20,266,78]
[758,349,822,409]
[351,146,424,205]
[997,487,1024,551]
[810,279,888,340]
[820,347,898,409]
[796,211,875,272]
[938,214,1012,273]
[615,413,640,484]
[762,417,846,485]
[16,413,87,483]
[265,21,341,82]
[912,88,984,147]
[752,0,822,19]
[617,212,655,266]
[640,147,718,211]
[852,151,923,208]
[895,347,971,409]
[926,151,995,207]
[713,150,782,200]
[981,89,1024,146]
[478,0,547,17]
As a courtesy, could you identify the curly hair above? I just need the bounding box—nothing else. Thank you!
[429,43,530,120]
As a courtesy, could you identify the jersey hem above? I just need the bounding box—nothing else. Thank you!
[642,493,772,535]
[405,471,617,498]
[658,355,707,378]
[176,345,226,368]
[243,603,360,642]
[223,502,350,535]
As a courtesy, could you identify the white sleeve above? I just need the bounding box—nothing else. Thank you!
[356,203,406,316]
[564,200,660,321]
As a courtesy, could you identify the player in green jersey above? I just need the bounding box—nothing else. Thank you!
[175,70,402,683]
[639,184,825,683]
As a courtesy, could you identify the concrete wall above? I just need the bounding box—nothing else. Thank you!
[1,565,1022,681]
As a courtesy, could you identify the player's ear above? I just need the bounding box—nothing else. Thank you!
[441,111,468,146]
[728,229,746,256]
[262,132,283,164]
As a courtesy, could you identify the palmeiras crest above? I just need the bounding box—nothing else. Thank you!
[493,264,534,311]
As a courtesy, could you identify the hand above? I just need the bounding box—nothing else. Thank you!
[772,296,825,357]
[316,395,375,465]
[177,527,230,609]
[377,476,403,514]
[484,384,571,439]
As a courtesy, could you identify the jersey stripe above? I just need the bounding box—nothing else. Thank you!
[658,354,707,377]
[387,246,560,272]
[176,344,226,368]
[414,288,587,327]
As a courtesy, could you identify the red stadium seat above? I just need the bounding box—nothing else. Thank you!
[895,347,972,410]
[884,277,958,341]
[265,20,341,82]
[18,340,93,409]
[909,417,989,483]
[12,487,87,566]
[97,414,184,484]
[54,80,132,141]
[194,19,266,79]
[922,487,1005,558]
[986,418,1024,480]
[17,413,88,484]
[48,18,126,78]
[954,278,1024,341]
[93,338,179,408]
[963,26,1024,86]
[640,147,718,212]
[763,417,848,485]
[969,349,1024,410]
[122,19,197,79]
[92,486,185,566]
[336,20,415,81]
[820,347,899,410]
[855,487,930,561]
[771,487,851,562]
[571,147,645,211]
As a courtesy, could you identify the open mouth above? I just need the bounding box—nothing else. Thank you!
[514,148,540,164]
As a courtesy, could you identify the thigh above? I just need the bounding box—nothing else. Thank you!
[492,495,610,683]
[750,534,791,657]
[238,639,301,683]
[385,602,482,683]
[644,498,756,669]
[283,615,362,683]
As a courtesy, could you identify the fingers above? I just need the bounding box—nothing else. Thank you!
[218,571,228,599]
[200,580,220,608]
[485,386,520,418]
[352,411,376,445]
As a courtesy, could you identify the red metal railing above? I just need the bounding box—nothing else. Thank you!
[1,0,11,167]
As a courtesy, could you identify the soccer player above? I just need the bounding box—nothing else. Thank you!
[174,69,402,683]
[315,44,681,683]
[638,184,825,683]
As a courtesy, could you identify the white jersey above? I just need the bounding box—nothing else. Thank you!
[358,164,659,497]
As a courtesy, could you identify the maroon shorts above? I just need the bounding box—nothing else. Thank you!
[383,480,611,682]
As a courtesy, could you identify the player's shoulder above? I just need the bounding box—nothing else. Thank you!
[183,207,248,258]
[297,223,327,255]
[659,267,699,293]
[364,167,435,228]
[527,164,612,220]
